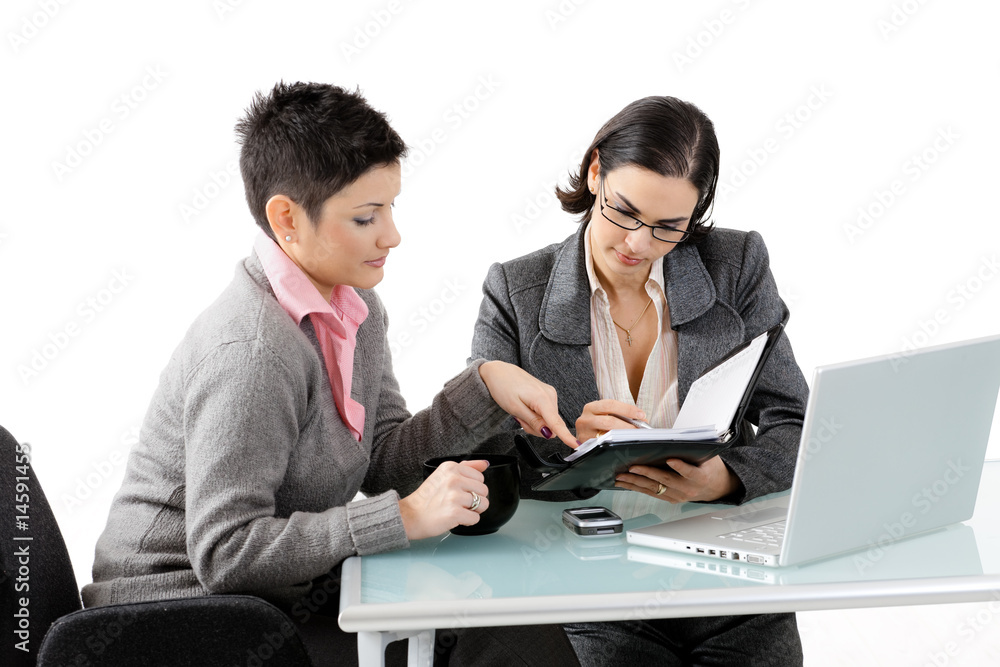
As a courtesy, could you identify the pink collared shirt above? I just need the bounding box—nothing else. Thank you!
[254,232,368,441]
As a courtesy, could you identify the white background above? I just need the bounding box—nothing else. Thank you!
[3,1,999,664]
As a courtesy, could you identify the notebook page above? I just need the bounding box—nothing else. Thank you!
[564,425,719,462]
[672,330,769,432]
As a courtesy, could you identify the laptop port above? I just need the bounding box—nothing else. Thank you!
[696,548,705,553]
[732,552,740,560]
[747,554,765,564]
[708,549,716,556]
[719,551,728,559]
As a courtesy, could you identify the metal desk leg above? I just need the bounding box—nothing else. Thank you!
[406,630,433,666]
[357,629,433,667]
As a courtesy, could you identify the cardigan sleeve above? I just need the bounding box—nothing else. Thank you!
[360,295,511,499]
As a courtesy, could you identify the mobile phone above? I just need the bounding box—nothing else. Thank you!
[562,506,623,537]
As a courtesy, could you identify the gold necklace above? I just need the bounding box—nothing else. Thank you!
[611,297,653,347]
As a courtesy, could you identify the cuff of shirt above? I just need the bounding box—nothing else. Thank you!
[346,490,409,556]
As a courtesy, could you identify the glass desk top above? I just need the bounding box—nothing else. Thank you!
[340,461,1000,632]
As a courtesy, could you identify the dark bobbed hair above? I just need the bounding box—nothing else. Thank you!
[235,81,407,240]
[556,96,719,244]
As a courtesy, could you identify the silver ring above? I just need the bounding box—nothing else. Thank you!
[469,491,481,512]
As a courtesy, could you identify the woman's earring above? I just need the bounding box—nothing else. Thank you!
[285,235,292,242]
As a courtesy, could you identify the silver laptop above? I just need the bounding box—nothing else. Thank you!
[626,334,1000,567]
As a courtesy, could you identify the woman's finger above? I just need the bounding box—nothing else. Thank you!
[457,459,489,475]
[530,404,577,448]
[587,399,646,421]
[510,390,576,448]
[615,474,681,503]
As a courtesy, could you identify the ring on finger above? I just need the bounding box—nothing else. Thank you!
[469,491,481,512]
[655,483,667,496]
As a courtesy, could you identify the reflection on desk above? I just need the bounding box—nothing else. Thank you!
[358,496,988,603]
[359,504,708,603]
[341,462,1000,634]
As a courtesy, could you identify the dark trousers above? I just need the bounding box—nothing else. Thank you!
[564,613,803,667]
[281,573,579,666]
[290,613,579,666]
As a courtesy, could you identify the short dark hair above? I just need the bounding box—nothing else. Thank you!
[556,96,719,244]
[235,81,407,240]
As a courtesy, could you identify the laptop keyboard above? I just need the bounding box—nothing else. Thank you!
[720,520,786,547]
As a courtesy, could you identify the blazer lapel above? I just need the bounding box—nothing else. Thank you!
[538,224,592,346]
[533,225,600,420]
[665,244,744,402]
[664,243,716,328]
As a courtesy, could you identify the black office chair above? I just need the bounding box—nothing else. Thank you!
[0,424,315,666]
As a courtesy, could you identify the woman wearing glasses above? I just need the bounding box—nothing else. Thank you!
[470,97,809,665]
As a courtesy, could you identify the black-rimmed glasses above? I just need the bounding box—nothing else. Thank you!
[598,178,692,244]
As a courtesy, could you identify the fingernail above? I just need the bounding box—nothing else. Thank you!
[576,439,583,446]
[541,426,553,439]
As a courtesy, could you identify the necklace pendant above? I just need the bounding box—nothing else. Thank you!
[611,296,651,349]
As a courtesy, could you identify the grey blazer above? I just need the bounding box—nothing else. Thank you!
[470,224,809,503]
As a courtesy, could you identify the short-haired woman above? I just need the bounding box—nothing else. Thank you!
[83,82,579,666]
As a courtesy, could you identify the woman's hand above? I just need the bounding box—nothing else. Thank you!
[614,455,741,503]
[575,399,647,442]
[399,460,490,541]
[478,361,577,449]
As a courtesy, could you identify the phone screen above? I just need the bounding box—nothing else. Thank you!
[573,507,618,520]
[570,507,618,520]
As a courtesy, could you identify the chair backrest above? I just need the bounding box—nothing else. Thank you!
[38,595,316,666]
[0,425,82,667]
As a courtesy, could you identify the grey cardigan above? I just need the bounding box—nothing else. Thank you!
[83,252,507,608]
[470,224,809,502]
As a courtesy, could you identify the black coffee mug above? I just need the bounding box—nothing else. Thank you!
[422,454,520,535]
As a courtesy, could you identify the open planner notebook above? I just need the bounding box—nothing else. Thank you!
[566,327,773,462]
[513,322,785,492]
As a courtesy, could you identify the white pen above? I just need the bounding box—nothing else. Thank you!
[611,414,653,429]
